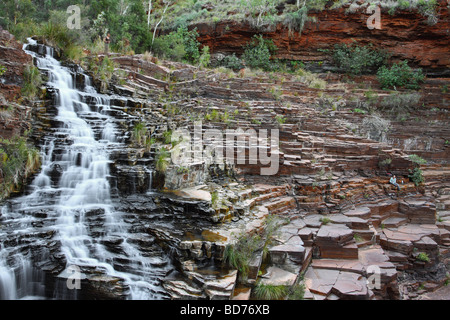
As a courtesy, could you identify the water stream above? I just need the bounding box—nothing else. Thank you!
[0,39,170,300]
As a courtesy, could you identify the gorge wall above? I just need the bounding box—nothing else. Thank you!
[194,1,450,75]
[0,2,449,300]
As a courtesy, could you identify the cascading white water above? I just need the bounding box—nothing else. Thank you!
[0,39,169,300]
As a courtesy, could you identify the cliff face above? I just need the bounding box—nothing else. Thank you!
[0,28,32,100]
[0,28,33,139]
[194,1,450,74]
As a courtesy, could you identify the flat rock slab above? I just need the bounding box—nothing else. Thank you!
[344,207,371,219]
[269,243,305,267]
[398,199,436,224]
[260,266,297,286]
[204,270,238,300]
[332,272,368,300]
[311,259,365,275]
[303,214,323,228]
[316,224,354,244]
[358,246,395,269]
[173,188,211,202]
[382,224,441,243]
[231,287,251,300]
[304,263,369,300]
[358,246,398,285]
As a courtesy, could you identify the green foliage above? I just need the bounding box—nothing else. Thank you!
[0,136,40,200]
[380,92,422,119]
[408,154,427,166]
[286,282,305,300]
[22,64,43,99]
[283,6,308,36]
[223,232,261,281]
[152,27,201,64]
[211,190,219,206]
[253,282,288,300]
[162,130,173,145]
[155,147,171,173]
[275,114,286,125]
[198,46,211,69]
[417,0,439,25]
[377,60,425,90]
[218,54,244,71]
[132,122,148,145]
[223,215,285,281]
[416,252,430,263]
[409,167,424,187]
[0,65,6,77]
[88,56,117,91]
[243,35,277,71]
[320,217,331,225]
[378,158,392,168]
[239,0,278,28]
[333,43,390,75]
[39,21,72,50]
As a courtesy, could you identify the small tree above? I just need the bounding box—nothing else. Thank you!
[377,60,425,90]
[198,45,210,69]
[243,35,277,71]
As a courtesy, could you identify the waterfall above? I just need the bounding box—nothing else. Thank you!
[0,39,169,300]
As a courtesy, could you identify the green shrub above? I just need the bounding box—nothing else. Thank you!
[416,252,430,263]
[333,43,390,75]
[89,56,117,92]
[211,190,219,206]
[253,282,287,300]
[132,122,148,145]
[275,114,286,125]
[223,215,285,281]
[320,217,331,225]
[155,147,171,173]
[377,60,425,90]
[64,44,84,62]
[220,54,244,71]
[0,65,6,77]
[408,154,427,166]
[152,27,201,64]
[286,283,305,300]
[282,6,308,36]
[243,35,277,71]
[0,136,40,200]
[409,167,424,186]
[378,158,392,168]
[39,21,74,52]
[223,232,261,281]
[198,45,210,69]
[417,0,439,25]
[22,64,43,99]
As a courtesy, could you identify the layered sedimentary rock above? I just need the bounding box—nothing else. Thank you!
[1,10,449,299]
[106,49,450,300]
[194,1,450,74]
[0,28,34,139]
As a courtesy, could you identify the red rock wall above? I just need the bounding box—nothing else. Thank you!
[194,1,450,71]
[0,28,32,101]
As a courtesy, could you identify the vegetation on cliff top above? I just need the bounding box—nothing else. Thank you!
[0,1,442,58]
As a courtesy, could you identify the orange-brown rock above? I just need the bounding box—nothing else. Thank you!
[194,1,450,73]
[0,27,32,100]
